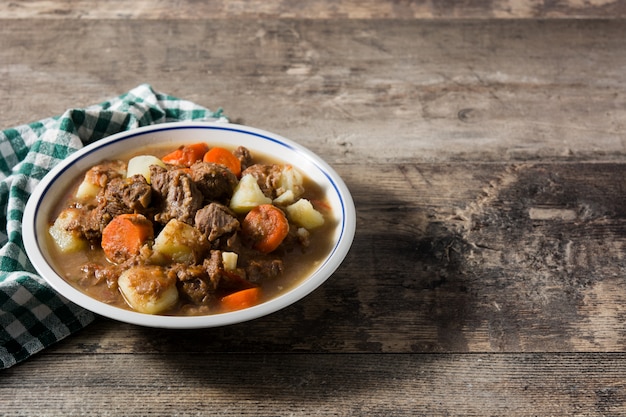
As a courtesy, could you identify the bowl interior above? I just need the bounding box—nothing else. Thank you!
[23,121,355,328]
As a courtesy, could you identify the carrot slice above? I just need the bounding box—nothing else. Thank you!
[162,143,209,166]
[203,146,242,177]
[241,204,290,253]
[101,213,154,263]
[220,287,262,312]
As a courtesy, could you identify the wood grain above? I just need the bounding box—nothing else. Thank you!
[1,19,625,164]
[3,2,626,414]
[33,162,626,354]
[3,353,626,416]
[2,0,626,19]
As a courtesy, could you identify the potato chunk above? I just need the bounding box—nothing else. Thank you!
[118,266,178,314]
[286,198,325,229]
[221,251,238,272]
[152,219,206,264]
[75,181,100,201]
[126,155,166,184]
[229,173,272,214]
[276,165,304,202]
[48,208,88,253]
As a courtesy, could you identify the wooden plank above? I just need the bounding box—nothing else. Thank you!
[2,0,626,19]
[2,352,626,416]
[37,162,626,354]
[1,19,625,164]
[3,5,626,414]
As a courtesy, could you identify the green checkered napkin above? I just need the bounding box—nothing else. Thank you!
[0,84,224,369]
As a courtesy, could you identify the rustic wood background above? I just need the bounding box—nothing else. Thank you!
[3,1,626,415]
[2,0,626,19]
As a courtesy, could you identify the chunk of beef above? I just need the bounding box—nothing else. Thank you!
[245,259,284,283]
[150,164,169,195]
[173,250,223,305]
[81,175,153,237]
[104,175,152,212]
[241,164,282,198]
[150,165,203,225]
[125,175,153,210]
[189,161,238,203]
[95,175,152,218]
[233,146,253,171]
[84,160,126,188]
[204,250,223,279]
[57,206,102,242]
[195,203,240,242]
[81,207,111,240]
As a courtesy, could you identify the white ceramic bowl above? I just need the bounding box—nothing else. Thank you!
[23,121,356,329]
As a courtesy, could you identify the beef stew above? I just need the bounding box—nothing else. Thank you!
[47,143,335,316]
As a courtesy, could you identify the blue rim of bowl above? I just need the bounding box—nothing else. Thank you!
[24,121,356,328]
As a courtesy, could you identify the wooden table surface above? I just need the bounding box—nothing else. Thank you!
[3,1,626,415]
